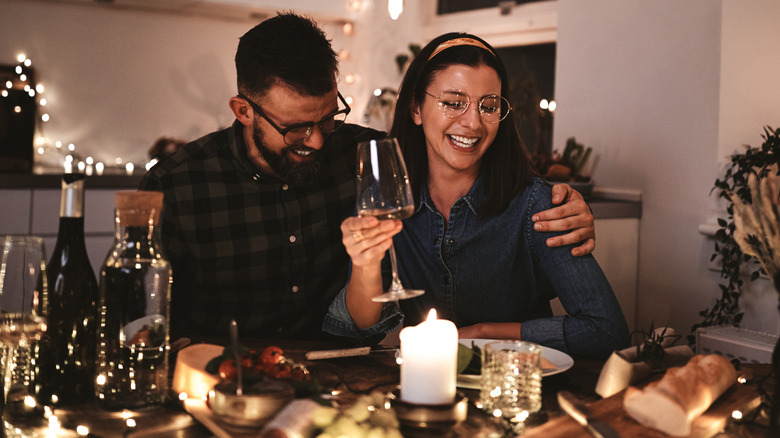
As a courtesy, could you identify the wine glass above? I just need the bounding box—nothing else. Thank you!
[0,235,48,424]
[356,138,424,302]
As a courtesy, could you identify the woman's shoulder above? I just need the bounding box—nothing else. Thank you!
[512,177,554,211]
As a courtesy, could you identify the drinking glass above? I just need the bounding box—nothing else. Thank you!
[479,340,542,421]
[0,235,48,424]
[356,138,424,302]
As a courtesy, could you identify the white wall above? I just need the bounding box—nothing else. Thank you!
[0,0,419,170]
[556,0,780,337]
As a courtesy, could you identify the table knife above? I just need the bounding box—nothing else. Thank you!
[557,390,620,438]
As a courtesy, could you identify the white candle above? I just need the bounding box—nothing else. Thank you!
[399,309,458,405]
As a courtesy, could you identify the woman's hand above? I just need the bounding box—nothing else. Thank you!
[341,216,402,329]
[532,183,595,256]
[341,216,402,268]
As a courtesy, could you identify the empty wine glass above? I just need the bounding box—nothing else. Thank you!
[0,235,48,425]
[356,138,424,302]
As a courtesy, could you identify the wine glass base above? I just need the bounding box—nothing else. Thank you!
[372,289,425,302]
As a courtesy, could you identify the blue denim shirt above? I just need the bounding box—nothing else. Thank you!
[323,176,629,359]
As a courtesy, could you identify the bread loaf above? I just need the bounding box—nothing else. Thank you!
[622,354,736,436]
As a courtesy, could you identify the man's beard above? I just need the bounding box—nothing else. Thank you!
[252,119,322,186]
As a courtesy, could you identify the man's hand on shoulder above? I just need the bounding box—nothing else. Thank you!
[532,183,595,256]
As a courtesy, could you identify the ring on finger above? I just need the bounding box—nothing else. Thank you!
[352,231,364,242]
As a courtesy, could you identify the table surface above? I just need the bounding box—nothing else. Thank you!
[11,339,774,438]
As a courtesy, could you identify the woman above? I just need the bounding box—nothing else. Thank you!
[323,33,629,359]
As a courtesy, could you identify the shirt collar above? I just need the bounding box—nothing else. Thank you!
[418,173,486,216]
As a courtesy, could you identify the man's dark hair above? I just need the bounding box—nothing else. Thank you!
[235,12,338,98]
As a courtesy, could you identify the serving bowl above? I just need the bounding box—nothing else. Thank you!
[209,379,295,429]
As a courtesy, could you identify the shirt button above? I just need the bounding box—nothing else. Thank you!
[292,285,299,293]
[448,239,455,244]
[282,184,289,191]
[289,235,297,243]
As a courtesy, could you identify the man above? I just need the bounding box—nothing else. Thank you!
[139,13,595,341]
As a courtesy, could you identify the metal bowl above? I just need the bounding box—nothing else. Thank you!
[209,379,295,429]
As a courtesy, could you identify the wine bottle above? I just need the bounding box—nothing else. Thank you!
[95,190,171,410]
[35,173,99,405]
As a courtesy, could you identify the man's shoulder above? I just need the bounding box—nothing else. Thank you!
[139,126,234,190]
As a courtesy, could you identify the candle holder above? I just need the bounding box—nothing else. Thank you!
[389,389,468,436]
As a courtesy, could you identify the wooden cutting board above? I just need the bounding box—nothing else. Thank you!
[524,382,761,438]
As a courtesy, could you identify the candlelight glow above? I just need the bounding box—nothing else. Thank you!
[427,308,437,321]
[388,0,403,20]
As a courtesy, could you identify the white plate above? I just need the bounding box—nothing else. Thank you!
[457,338,574,389]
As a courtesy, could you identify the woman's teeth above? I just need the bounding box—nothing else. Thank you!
[449,135,478,149]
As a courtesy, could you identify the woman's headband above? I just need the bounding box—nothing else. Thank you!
[427,37,496,61]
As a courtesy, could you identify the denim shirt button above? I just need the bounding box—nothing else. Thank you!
[448,238,455,244]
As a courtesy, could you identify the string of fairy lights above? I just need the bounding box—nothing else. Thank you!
[2,54,154,176]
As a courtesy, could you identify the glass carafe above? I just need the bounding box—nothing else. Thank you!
[95,191,171,410]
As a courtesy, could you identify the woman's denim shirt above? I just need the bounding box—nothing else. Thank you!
[323,176,629,359]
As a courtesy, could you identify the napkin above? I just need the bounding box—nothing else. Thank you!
[595,327,694,398]
[260,398,322,438]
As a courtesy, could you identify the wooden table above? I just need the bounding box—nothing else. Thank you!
[10,340,773,437]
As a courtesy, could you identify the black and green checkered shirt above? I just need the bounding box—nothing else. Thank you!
[139,120,382,340]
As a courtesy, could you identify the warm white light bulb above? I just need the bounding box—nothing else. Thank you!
[539,99,549,110]
[343,22,353,35]
[1,90,7,97]
[5,81,12,89]
[40,98,47,106]
[68,143,75,151]
[548,100,557,112]
[36,84,44,93]
[41,113,49,122]
[345,95,354,105]
[17,53,26,63]
[37,147,45,155]
[345,74,355,84]
[388,0,403,20]
[15,66,22,74]
[24,59,31,67]
[20,74,27,82]
[374,88,382,97]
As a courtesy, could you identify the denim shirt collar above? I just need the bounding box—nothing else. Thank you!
[417,173,486,217]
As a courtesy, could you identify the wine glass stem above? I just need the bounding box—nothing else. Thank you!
[388,243,404,292]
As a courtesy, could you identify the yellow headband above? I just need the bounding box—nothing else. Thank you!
[427,37,495,61]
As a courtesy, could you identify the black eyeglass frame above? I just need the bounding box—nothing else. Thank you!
[238,92,351,145]
[424,90,511,123]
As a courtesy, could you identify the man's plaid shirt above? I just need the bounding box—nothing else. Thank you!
[139,120,382,340]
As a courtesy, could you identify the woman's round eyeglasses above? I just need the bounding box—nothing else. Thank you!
[425,90,511,123]
[238,92,351,145]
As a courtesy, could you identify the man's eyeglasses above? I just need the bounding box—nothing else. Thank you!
[238,92,351,145]
[425,90,511,123]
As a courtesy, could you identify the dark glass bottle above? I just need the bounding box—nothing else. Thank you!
[95,190,171,410]
[35,173,99,405]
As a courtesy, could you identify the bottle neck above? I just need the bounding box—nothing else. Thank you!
[57,217,86,240]
[60,178,85,219]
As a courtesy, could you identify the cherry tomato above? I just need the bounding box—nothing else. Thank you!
[218,359,238,380]
[260,346,284,366]
[291,367,310,381]
[272,363,292,379]
[240,356,254,371]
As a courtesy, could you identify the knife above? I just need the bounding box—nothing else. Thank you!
[557,391,621,438]
[305,347,398,360]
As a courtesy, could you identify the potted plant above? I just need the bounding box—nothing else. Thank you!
[692,126,780,335]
